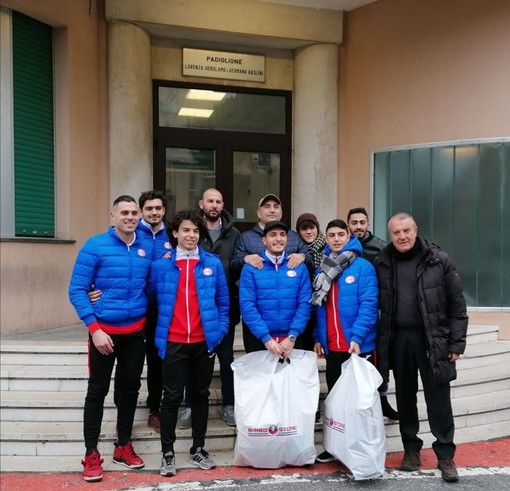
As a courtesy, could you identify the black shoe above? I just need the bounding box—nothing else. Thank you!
[400,450,421,471]
[438,459,459,482]
[381,396,399,420]
[316,450,335,463]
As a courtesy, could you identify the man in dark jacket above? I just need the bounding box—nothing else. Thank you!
[347,207,387,264]
[199,188,240,426]
[347,207,399,420]
[231,194,312,351]
[374,212,468,483]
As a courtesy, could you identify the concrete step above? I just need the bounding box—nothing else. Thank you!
[4,340,508,395]
[2,399,509,473]
[2,360,508,423]
[455,340,510,369]
[0,325,497,366]
[2,419,509,473]
[2,389,508,457]
[1,324,509,473]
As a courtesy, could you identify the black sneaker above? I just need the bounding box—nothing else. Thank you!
[401,450,421,471]
[189,447,216,470]
[160,451,176,476]
[316,450,335,463]
[438,459,459,482]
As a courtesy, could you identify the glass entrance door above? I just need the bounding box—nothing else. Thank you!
[164,147,216,214]
[153,82,291,230]
[232,151,280,224]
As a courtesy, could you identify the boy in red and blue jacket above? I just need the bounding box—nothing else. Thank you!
[150,210,229,476]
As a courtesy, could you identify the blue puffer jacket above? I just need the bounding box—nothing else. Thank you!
[314,236,378,354]
[231,224,313,279]
[137,219,172,260]
[239,252,312,343]
[68,226,153,328]
[151,247,230,359]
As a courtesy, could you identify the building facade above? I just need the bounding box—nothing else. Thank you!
[1,0,509,334]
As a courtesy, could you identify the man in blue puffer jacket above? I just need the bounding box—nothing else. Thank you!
[150,210,229,477]
[69,195,153,482]
[239,221,312,357]
[312,219,378,464]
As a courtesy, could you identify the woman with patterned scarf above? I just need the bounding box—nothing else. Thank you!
[295,213,326,422]
[295,213,326,271]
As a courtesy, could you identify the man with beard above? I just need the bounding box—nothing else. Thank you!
[347,207,399,420]
[176,188,240,427]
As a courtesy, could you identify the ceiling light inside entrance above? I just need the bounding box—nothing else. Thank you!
[186,89,226,101]
[178,107,214,118]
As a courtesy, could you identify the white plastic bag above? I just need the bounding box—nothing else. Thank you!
[323,354,387,480]
[232,349,320,468]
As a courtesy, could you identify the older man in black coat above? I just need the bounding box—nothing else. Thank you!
[374,212,468,483]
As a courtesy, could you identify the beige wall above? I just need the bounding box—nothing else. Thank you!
[3,0,509,335]
[338,0,510,216]
[0,0,108,334]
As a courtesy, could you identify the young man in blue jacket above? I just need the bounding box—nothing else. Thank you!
[136,190,171,432]
[232,195,313,352]
[88,190,172,433]
[150,210,229,477]
[311,219,379,463]
[69,195,153,482]
[347,207,399,420]
[239,221,312,357]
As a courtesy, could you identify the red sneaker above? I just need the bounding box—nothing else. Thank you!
[82,450,103,482]
[112,441,145,469]
[147,412,161,433]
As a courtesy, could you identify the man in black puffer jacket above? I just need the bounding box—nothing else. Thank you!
[374,212,468,483]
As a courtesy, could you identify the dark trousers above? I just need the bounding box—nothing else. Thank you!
[215,320,236,406]
[113,309,162,413]
[183,320,236,408]
[84,331,145,450]
[242,320,303,353]
[145,309,163,412]
[160,341,215,453]
[324,350,375,392]
[390,329,455,460]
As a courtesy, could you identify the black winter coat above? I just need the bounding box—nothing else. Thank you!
[200,210,241,326]
[359,231,387,265]
[374,237,468,387]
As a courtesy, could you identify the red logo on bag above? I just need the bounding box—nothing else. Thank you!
[248,424,298,437]
[325,416,345,433]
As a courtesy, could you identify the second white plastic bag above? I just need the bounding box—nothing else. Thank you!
[323,354,387,480]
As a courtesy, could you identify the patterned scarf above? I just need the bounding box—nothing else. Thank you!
[308,232,327,269]
[311,250,358,306]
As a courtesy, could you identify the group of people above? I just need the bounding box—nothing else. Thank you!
[69,189,468,484]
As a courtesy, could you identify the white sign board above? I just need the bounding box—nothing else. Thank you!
[183,48,265,83]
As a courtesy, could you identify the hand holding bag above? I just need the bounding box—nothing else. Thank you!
[323,354,387,480]
[232,349,320,468]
